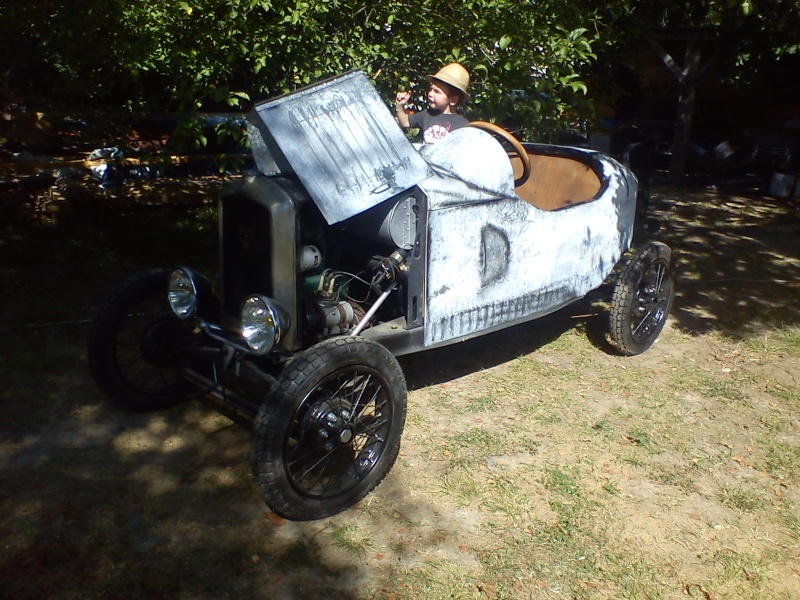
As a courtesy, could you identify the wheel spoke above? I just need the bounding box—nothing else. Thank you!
[348,373,374,422]
[653,263,666,294]
[252,337,406,519]
[631,309,654,338]
[284,369,394,498]
[356,416,389,437]
[290,445,339,485]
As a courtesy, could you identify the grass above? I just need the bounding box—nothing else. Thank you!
[330,524,373,558]
[718,484,762,512]
[3,182,800,599]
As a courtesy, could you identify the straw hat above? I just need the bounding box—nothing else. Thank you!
[428,63,471,101]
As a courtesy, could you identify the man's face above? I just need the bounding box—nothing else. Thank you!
[427,81,457,113]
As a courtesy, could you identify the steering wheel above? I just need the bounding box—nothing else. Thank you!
[468,121,531,186]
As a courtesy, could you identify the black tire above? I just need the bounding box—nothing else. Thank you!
[609,242,675,356]
[252,337,407,520]
[87,269,194,410]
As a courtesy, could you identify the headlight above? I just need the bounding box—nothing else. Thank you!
[241,295,288,354]
[167,267,209,319]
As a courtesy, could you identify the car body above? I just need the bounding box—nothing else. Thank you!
[88,71,674,520]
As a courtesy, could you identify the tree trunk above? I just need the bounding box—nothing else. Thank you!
[669,42,702,181]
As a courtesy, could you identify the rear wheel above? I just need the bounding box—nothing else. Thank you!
[252,337,407,520]
[609,242,675,356]
[88,269,195,410]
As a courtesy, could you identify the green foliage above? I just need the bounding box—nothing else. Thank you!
[1,0,797,144]
[0,0,599,140]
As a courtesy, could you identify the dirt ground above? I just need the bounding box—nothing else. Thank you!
[1,180,799,599]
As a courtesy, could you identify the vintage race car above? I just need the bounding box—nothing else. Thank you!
[88,71,675,520]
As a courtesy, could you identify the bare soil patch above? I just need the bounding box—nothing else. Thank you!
[1,181,799,599]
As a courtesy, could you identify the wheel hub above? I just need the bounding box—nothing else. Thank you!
[308,399,354,452]
[632,269,669,339]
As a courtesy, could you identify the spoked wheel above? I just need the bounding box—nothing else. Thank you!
[87,269,195,410]
[609,242,675,356]
[252,337,407,520]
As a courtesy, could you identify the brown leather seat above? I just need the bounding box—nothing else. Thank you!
[510,152,602,211]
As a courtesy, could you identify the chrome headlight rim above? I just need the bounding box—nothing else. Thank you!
[241,295,287,355]
[167,267,201,320]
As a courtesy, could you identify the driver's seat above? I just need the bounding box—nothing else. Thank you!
[510,151,601,211]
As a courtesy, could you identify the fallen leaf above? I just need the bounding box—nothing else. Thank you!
[458,544,469,553]
[264,513,286,526]
[376,553,385,560]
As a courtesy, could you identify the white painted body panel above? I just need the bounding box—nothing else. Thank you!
[417,128,635,346]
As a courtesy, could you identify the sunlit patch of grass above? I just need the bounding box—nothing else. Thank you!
[399,559,488,599]
[443,428,508,459]
[480,475,535,519]
[649,464,699,493]
[439,466,480,506]
[518,400,561,424]
[465,394,498,413]
[667,364,747,404]
[536,465,601,552]
[764,381,800,405]
[329,523,373,558]
[543,464,581,498]
[610,559,665,600]
[718,484,762,512]
[626,427,652,448]
[405,411,426,429]
[757,410,792,434]
[744,326,800,357]
[712,548,771,594]
[592,419,616,439]
[761,441,800,482]
[496,355,566,388]
[782,514,800,542]
[476,522,607,598]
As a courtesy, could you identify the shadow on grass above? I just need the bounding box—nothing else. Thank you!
[0,200,364,599]
[0,403,364,599]
[651,184,800,337]
[400,307,589,391]
[3,178,800,598]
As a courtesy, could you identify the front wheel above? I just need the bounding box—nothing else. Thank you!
[252,337,407,520]
[87,269,195,410]
[609,242,675,356]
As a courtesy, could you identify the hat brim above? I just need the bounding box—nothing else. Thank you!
[427,75,470,101]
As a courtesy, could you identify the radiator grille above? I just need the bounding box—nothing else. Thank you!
[220,195,273,318]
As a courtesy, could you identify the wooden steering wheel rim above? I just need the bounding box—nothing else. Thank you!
[468,121,532,186]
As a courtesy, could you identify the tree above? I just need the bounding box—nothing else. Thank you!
[1,1,797,154]
[0,1,598,144]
